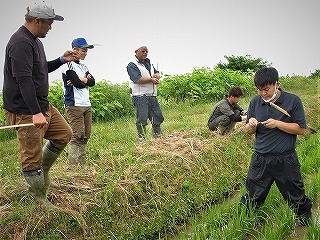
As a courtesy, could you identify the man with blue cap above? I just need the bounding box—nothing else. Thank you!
[62,37,95,166]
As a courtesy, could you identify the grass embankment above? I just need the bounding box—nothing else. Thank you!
[0,77,319,239]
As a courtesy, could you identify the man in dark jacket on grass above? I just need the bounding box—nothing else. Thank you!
[208,86,247,135]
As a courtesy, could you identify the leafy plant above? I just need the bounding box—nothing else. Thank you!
[0,94,5,125]
[48,80,135,122]
[158,67,255,103]
[216,54,271,73]
[309,69,320,79]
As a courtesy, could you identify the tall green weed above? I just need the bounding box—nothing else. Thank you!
[158,67,255,102]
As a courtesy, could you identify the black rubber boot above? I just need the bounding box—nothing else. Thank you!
[152,126,162,138]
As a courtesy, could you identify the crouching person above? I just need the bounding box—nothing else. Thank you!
[208,86,247,135]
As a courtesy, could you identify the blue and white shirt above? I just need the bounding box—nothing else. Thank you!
[62,61,95,106]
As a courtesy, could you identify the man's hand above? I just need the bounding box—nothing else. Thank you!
[152,73,160,79]
[263,118,279,129]
[262,118,306,135]
[80,77,88,84]
[32,113,48,129]
[66,79,73,86]
[151,77,160,85]
[246,117,258,134]
[62,50,78,62]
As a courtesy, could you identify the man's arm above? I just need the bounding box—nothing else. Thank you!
[263,119,306,135]
[228,114,247,122]
[47,50,78,73]
[16,76,41,114]
[65,70,86,88]
[127,62,159,84]
[137,76,160,84]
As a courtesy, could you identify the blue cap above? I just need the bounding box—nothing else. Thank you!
[71,38,94,49]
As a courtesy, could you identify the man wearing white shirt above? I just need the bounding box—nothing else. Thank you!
[127,46,164,140]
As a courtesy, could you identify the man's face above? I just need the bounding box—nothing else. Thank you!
[257,82,279,101]
[135,46,148,61]
[37,19,53,38]
[74,48,88,60]
[229,96,240,104]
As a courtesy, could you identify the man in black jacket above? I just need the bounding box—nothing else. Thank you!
[208,86,247,135]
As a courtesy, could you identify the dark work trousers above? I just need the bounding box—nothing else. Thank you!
[241,151,312,218]
[132,95,164,132]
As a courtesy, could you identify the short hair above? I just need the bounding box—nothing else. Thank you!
[25,11,37,22]
[25,12,49,24]
[254,67,279,87]
[228,86,243,97]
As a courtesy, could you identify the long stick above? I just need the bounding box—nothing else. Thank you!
[269,102,317,133]
[269,102,291,117]
[0,123,34,130]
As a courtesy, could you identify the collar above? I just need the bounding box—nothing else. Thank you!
[224,96,235,107]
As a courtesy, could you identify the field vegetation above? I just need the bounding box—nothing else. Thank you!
[0,66,319,239]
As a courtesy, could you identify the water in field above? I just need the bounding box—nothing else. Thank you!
[169,193,319,240]
[287,197,319,240]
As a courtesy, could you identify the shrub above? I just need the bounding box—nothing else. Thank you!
[90,80,134,121]
[216,54,271,73]
[309,69,320,79]
[158,67,255,103]
[0,96,4,125]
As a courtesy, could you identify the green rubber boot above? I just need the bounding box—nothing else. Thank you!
[23,168,54,209]
[78,144,87,166]
[43,141,62,189]
[69,143,87,166]
[68,143,79,165]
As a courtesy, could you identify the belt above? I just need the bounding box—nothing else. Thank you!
[133,94,156,97]
[255,149,295,156]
